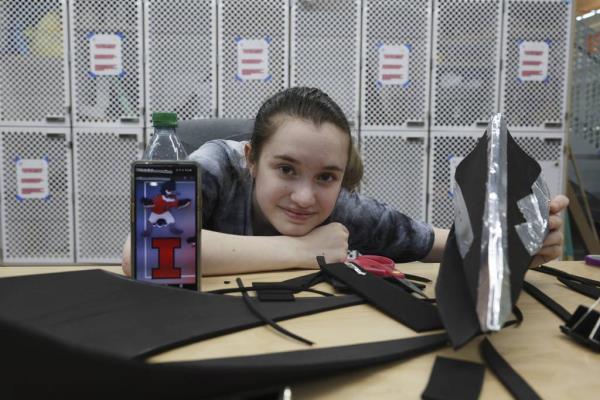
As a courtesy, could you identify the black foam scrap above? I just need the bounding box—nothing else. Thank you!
[421,356,485,400]
[319,262,443,332]
[436,125,542,348]
[0,313,449,399]
[0,269,362,359]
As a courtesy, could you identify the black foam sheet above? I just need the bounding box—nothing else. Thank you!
[436,127,541,348]
[0,313,448,399]
[421,356,485,400]
[0,269,362,358]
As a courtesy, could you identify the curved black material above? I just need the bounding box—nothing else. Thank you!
[533,265,600,287]
[0,269,363,358]
[0,316,448,399]
[480,338,542,400]
[557,276,600,300]
[522,280,571,322]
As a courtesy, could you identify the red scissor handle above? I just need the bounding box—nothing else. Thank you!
[349,255,405,279]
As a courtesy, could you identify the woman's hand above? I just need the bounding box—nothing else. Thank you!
[297,222,349,268]
[530,194,569,267]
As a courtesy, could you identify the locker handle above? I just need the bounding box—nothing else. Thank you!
[406,120,425,128]
[46,133,66,140]
[46,115,66,123]
[475,121,489,127]
[120,116,140,123]
[406,137,424,143]
[118,133,138,140]
[544,122,562,129]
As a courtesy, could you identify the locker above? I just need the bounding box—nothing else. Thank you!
[361,0,432,130]
[0,127,74,263]
[144,0,217,123]
[218,0,289,118]
[73,128,143,263]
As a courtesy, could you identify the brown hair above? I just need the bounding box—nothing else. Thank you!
[249,87,363,191]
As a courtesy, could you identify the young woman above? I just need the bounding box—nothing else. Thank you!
[122,87,567,276]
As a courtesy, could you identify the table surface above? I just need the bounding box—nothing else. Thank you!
[1,261,599,399]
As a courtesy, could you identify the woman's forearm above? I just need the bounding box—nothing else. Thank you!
[422,227,449,263]
[122,223,349,277]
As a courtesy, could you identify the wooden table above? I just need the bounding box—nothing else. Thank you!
[1,261,599,399]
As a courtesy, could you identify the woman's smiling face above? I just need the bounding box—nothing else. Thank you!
[246,116,349,236]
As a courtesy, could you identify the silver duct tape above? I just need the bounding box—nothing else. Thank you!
[515,175,551,256]
[477,114,511,332]
[454,182,474,259]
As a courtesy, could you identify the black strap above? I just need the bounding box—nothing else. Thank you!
[503,305,524,328]
[236,278,313,346]
[533,265,600,287]
[319,261,443,332]
[522,280,571,322]
[557,276,600,300]
[208,284,334,298]
[480,338,542,400]
[422,356,485,400]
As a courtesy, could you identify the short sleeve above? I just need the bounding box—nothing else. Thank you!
[330,189,434,262]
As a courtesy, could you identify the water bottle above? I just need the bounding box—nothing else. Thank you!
[143,112,188,160]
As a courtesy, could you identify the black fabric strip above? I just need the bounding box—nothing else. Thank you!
[533,265,600,287]
[557,276,600,300]
[236,278,314,346]
[480,338,542,400]
[208,285,334,297]
[0,315,448,399]
[522,280,571,322]
[421,356,485,400]
[403,273,432,283]
[0,270,363,358]
[502,306,524,329]
[319,262,443,332]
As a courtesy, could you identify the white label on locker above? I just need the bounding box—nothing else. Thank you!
[448,155,465,198]
[16,158,49,200]
[378,44,409,86]
[518,41,549,82]
[89,33,123,76]
[236,38,270,81]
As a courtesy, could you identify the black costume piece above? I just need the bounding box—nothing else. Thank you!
[0,269,362,358]
[480,338,542,400]
[319,261,443,332]
[0,314,448,399]
[421,356,485,400]
[436,117,548,348]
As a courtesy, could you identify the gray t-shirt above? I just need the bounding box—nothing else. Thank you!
[189,139,434,262]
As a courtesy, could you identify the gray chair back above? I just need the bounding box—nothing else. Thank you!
[176,118,254,155]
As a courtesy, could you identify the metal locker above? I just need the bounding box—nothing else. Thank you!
[0,127,74,263]
[361,131,428,222]
[361,0,432,130]
[69,0,144,127]
[73,128,143,263]
[144,0,217,123]
[428,131,564,229]
[499,0,572,131]
[0,0,70,127]
[291,0,361,127]
[218,0,289,118]
[430,0,503,130]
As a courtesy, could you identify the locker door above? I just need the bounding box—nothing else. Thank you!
[73,128,143,263]
[0,128,74,263]
[218,0,289,118]
[291,0,361,127]
[144,0,217,123]
[0,0,70,127]
[361,0,432,130]
[430,0,503,130]
[70,0,144,127]
[361,131,428,221]
[499,0,572,131]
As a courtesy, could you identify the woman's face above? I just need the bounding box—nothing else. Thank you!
[246,117,349,236]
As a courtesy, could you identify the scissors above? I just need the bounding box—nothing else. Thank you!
[346,253,429,299]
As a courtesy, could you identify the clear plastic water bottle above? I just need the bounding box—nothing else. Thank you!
[143,112,188,160]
